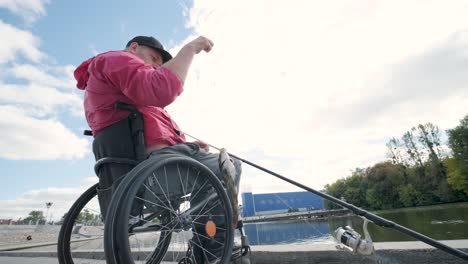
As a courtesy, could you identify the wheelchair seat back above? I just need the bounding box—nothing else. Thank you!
[93,117,139,164]
[86,103,146,218]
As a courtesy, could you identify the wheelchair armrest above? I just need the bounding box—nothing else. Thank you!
[94,157,140,175]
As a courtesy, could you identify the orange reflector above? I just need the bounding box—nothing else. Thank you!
[205,220,217,238]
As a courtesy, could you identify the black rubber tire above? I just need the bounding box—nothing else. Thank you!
[57,183,102,264]
[103,156,170,264]
[104,155,234,264]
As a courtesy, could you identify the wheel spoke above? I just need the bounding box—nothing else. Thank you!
[189,233,222,262]
[191,200,221,224]
[148,172,178,215]
[109,158,232,264]
[136,193,173,213]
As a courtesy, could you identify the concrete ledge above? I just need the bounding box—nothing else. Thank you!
[0,237,98,251]
[251,239,468,251]
[249,249,468,264]
[0,240,467,263]
[0,241,58,252]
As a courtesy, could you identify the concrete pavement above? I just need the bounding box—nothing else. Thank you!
[0,256,104,264]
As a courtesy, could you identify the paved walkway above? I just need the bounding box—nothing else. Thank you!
[0,256,103,263]
[0,257,178,263]
[1,240,468,263]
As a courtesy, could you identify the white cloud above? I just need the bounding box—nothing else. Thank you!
[0,177,98,221]
[165,0,468,192]
[0,0,49,23]
[0,82,82,116]
[0,62,82,116]
[0,105,88,160]
[0,18,86,160]
[7,64,77,90]
[0,20,43,63]
[318,30,468,130]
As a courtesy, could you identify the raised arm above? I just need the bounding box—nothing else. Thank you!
[162,36,214,83]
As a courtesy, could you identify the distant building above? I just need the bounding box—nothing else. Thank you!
[241,191,324,217]
[0,219,15,225]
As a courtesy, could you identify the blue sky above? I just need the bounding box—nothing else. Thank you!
[1,0,468,220]
[0,1,192,200]
[0,0,196,218]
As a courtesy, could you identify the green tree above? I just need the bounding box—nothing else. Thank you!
[23,210,45,224]
[324,118,468,210]
[386,137,407,166]
[324,178,347,209]
[387,123,452,204]
[398,184,421,207]
[416,123,444,161]
[76,209,99,225]
[402,130,424,168]
[417,123,451,202]
[447,115,468,195]
[324,168,370,209]
[365,162,404,210]
[445,157,468,196]
[342,168,369,208]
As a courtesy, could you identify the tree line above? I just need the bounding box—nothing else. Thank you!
[324,114,468,210]
[14,209,101,225]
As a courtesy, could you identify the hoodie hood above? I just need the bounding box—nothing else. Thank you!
[74,56,95,90]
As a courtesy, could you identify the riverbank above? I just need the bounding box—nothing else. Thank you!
[1,239,467,263]
[371,201,468,214]
[243,208,350,223]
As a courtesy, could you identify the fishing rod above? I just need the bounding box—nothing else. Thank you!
[184,132,468,261]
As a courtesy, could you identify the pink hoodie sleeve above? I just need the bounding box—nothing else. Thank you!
[94,52,183,108]
[74,56,94,90]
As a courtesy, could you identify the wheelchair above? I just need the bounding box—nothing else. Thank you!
[57,103,251,264]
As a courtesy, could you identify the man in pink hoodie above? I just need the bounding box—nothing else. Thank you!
[75,35,241,263]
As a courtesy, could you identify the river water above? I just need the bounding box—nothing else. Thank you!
[243,202,468,245]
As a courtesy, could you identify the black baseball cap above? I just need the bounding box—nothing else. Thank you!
[126,36,172,63]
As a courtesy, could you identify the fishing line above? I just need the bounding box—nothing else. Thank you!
[185,132,339,244]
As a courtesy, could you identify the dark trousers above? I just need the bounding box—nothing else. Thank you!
[148,142,242,186]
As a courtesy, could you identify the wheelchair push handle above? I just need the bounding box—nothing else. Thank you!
[114,102,146,162]
[114,102,138,113]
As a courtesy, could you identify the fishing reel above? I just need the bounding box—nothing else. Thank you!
[333,219,375,255]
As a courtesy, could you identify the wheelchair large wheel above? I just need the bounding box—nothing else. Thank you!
[57,183,105,264]
[104,155,234,264]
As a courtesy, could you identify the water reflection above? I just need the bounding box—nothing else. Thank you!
[244,202,468,245]
[244,220,333,245]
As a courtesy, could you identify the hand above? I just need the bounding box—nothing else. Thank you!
[185,36,214,54]
[193,140,210,152]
